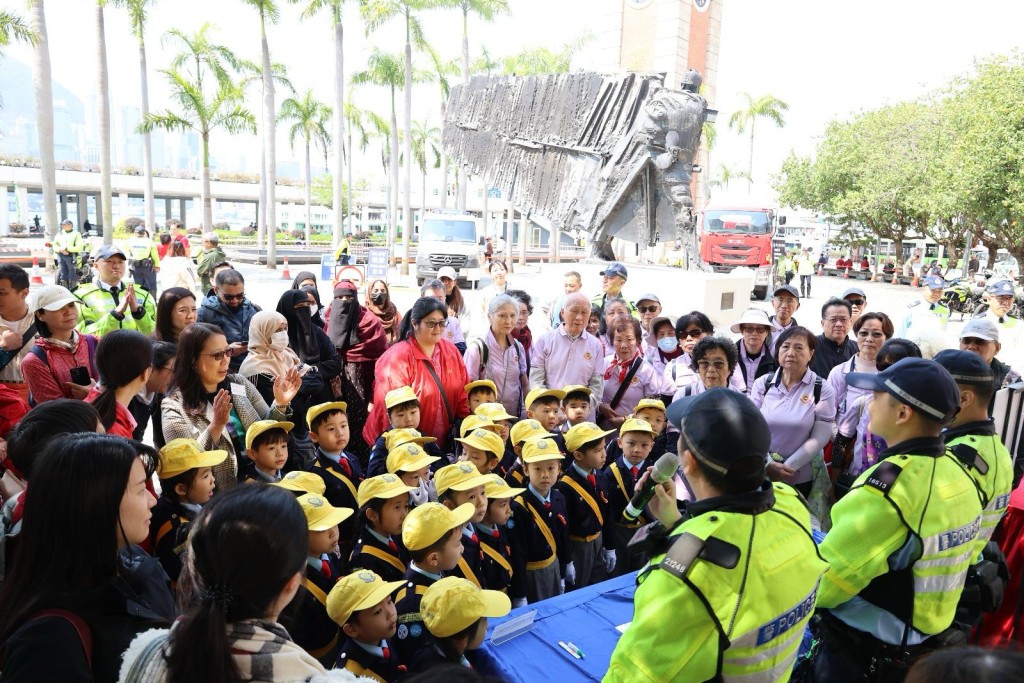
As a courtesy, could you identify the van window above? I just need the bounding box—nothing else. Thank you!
[421,218,476,243]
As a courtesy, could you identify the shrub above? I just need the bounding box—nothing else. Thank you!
[240,225,256,237]
[186,226,203,235]
[290,229,304,240]
[8,222,26,234]
[213,222,230,231]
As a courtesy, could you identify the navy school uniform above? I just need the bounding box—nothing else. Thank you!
[237,459,282,485]
[451,525,487,589]
[604,430,675,472]
[149,495,198,586]
[475,521,513,593]
[605,455,653,576]
[507,486,569,601]
[279,554,345,666]
[504,461,526,488]
[393,564,442,664]
[308,446,362,560]
[367,434,449,477]
[349,526,409,584]
[555,463,612,587]
[336,637,406,683]
[498,441,518,477]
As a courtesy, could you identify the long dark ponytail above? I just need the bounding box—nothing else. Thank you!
[398,296,447,342]
[91,329,153,430]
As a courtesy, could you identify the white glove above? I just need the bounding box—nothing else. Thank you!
[564,561,576,586]
[424,478,438,502]
[602,549,617,574]
[511,597,528,609]
[408,483,429,506]
[559,579,566,594]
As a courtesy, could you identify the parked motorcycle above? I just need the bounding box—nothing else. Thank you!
[943,278,985,320]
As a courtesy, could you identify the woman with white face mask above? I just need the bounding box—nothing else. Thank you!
[644,316,684,377]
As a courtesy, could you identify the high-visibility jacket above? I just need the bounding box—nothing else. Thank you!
[333,237,350,261]
[53,229,84,254]
[605,482,828,683]
[944,420,1014,555]
[73,280,156,336]
[818,436,983,641]
[128,238,161,267]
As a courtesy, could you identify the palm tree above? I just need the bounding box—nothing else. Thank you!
[112,0,156,234]
[352,49,404,252]
[17,5,55,239]
[411,119,440,216]
[424,45,458,209]
[0,10,34,55]
[241,0,282,266]
[291,0,349,246]
[727,92,789,190]
[362,0,433,275]
[709,163,751,193]
[501,34,589,75]
[279,90,332,242]
[140,28,256,230]
[471,46,498,75]
[94,1,113,244]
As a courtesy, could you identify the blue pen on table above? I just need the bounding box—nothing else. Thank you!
[557,641,581,659]
[566,641,585,659]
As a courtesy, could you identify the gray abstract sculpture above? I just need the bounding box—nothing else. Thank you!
[442,69,708,262]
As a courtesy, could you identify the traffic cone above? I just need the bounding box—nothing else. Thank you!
[817,264,823,276]
[843,267,849,279]
[30,256,44,285]
[871,271,877,282]
[281,256,291,280]
[891,273,899,285]
[911,274,919,287]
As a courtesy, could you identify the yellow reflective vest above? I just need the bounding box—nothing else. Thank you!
[943,420,1013,555]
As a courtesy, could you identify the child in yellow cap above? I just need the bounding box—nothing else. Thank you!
[393,501,475,664]
[272,470,327,496]
[525,388,565,436]
[307,401,361,561]
[327,570,406,682]
[455,427,505,476]
[238,419,293,485]
[507,437,570,606]
[151,438,227,586]
[475,474,525,595]
[606,417,657,577]
[367,387,448,478]
[350,474,416,583]
[560,385,594,432]
[505,419,554,487]
[278,493,354,667]
[436,462,492,589]
[411,577,511,674]
[464,379,498,413]
[606,397,673,466]
[473,402,517,474]
[386,442,441,508]
[558,422,617,590]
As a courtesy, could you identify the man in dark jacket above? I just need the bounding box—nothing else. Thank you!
[196,268,260,372]
[196,232,227,295]
[809,297,858,379]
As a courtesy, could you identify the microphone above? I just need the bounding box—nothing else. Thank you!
[623,453,679,523]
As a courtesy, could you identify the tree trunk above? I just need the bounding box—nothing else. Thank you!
[137,31,155,233]
[401,19,413,275]
[347,125,354,236]
[304,139,313,243]
[747,121,755,193]
[95,2,112,244]
[333,4,345,246]
[201,133,212,229]
[261,14,277,267]
[257,142,266,253]
[30,0,58,239]
[389,88,399,260]
[439,95,448,210]
[456,7,469,212]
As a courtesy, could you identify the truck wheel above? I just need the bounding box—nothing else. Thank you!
[753,286,768,301]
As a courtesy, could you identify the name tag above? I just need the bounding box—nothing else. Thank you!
[230,383,246,398]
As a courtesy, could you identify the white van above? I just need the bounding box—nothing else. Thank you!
[414,212,484,287]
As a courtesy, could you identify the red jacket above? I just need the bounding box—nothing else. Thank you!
[977,481,1024,645]
[363,337,470,449]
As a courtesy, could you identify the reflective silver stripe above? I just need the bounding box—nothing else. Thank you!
[921,516,981,556]
[914,571,970,594]
[948,373,992,384]
[915,545,976,570]
[723,648,801,683]
[883,379,945,419]
[728,625,803,666]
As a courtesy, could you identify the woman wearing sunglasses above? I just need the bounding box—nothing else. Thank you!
[662,312,746,396]
[670,336,741,401]
[162,322,300,491]
[825,312,894,423]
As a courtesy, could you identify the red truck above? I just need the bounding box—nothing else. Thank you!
[698,204,784,300]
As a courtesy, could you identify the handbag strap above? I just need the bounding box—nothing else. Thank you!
[609,357,643,410]
[422,360,455,423]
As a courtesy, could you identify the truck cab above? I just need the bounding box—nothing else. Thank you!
[698,205,783,300]
[414,211,484,287]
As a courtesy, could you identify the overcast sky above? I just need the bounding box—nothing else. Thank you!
[3,0,1022,197]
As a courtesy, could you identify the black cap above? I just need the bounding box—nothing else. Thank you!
[773,284,800,299]
[846,358,960,423]
[666,388,770,478]
[933,350,994,386]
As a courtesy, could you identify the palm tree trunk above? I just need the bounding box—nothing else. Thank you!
[346,123,354,237]
[304,139,312,243]
[95,2,113,244]
[137,30,155,233]
[389,88,399,259]
[401,19,413,276]
[456,6,469,212]
[747,121,755,192]
[258,142,266,253]
[261,13,277,267]
[201,133,213,228]
[29,0,57,239]
[439,94,448,210]
[332,3,345,245]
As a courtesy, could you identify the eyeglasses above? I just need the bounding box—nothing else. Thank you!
[419,319,447,329]
[846,298,866,306]
[638,305,659,314]
[220,292,245,301]
[679,329,705,339]
[201,349,231,362]
[857,330,885,339]
[697,359,728,371]
[960,337,991,346]
[825,316,851,325]
[740,326,768,335]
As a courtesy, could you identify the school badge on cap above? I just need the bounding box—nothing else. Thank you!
[357,571,375,583]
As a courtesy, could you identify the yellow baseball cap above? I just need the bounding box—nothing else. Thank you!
[509,419,553,447]
[306,402,347,430]
[357,473,416,508]
[421,577,511,638]
[158,438,228,479]
[245,420,294,451]
[474,402,517,422]
[521,437,563,463]
[455,428,504,457]
[386,443,442,474]
[483,473,525,499]
[465,379,498,395]
[297,493,354,531]
[383,428,437,453]
[561,384,592,398]
[620,417,656,436]
[327,569,405,626]
[272,471,326,496]
[402,502,475,551]
[565,422,615,453]
[525,387,566,410]
[385,386,418,410]
[434,461,493,497]
[633,398,667,414]
[459,414,497,438]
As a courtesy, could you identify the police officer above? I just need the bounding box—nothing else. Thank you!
[897,274,949,338]
[978,279,1023,370]
[52,219,84,289]
[127,225,160,292]
[334,233,351,266]
[811,358,983,682]
[605,389,828,683]
[73,244,156,336]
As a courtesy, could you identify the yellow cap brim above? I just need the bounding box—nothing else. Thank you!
[449,502,476,528]
[308,506,354,531]
[357,483,416,508]
[160,449,229,479]
[246,421,294,450]
[485,485,526,499]
[353,578,406,612]
[567,429,614,452]
[465,380,497,392]
[522,452,564,463]
[478,588,513,619]
[393,454,442,472]
[445,473,494,493]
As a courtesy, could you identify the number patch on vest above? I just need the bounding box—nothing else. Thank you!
[755,587,818,646]
[864,461,903,493]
